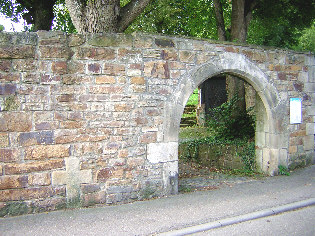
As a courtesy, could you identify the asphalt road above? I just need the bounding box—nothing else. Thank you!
[0,165,314,236]
[197,206,314,236]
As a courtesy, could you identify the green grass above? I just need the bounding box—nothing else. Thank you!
[186,89,199,106]
[179,127,212,140]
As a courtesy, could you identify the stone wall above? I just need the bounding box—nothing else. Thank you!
[0,31,314,217]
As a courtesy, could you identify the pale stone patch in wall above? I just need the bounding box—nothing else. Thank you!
[147,142,178,163]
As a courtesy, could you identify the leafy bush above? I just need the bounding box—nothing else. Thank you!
[296,23,315,53]
[278,165,290,176]
[205,95,255,140]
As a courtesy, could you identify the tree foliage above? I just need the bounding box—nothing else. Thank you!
[247,0,315,49]
[0,0,56,31]
[296,22,315,53]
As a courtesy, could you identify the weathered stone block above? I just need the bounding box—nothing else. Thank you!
[68,34,86,47]
[81,183,101,194]
[0,175,28,190]
[140,132,157,144]
[28,172,51,186]
[76,47,115,60]
[0,83,16,95]
[41,74,61,84]
[88,34,133,47]
[306,123,315,135]
[143,49,161,59]
[52,61,67,74]
[39,46,73,59]
[62,75,82,85]
[80,169,93,184]
[97,168,112,182]
[24,145,70,160]
[304,82,315,92]
[67,61,85,74]
[0,186,54,201]
[18,131,54,146]
[21,73,40,84]
[59,121,85,129]
[56,94,75,102]
[37,31,67,46]
[0,45,35,59]
[155,38,175,48]
[89,85,124,94]
[289,130,306,137]
[304,135,315,151]
[161,49,178,60]
[114,103,133,112]
[4,159,65,175]
[82,190,106,207]
[95,76,116,84]
[0,148,19,162]
[131,85,146,93]
[0,72,20,82]
[51,171,67,185]
[103,63,125,76]
[134,35,153,48]
[0,133,9,148]
[0,60,11,72]
[179,51,195,63]
[0,112,32,132]
[144,61,170,79]
[127,68,141,76]
[88,63,101,74]
[131,77,145,85]
[289,145,297,154]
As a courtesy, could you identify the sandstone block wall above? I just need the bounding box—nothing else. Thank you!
[0,31,313,217]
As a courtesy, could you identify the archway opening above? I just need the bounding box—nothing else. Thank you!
[178,73,268,192]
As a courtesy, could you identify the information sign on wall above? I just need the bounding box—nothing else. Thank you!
[290,98,302,124]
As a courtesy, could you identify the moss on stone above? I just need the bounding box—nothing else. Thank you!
[4,95,19,111]
[88,34,132,47]
[0,202,29,217]
[66,196,82,209]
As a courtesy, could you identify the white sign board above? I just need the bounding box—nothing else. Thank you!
[290,98,302,124]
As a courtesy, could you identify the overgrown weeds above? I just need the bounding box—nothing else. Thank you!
[179,95,257,176]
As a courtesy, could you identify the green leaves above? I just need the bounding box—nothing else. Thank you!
[205,95,255,141]
[296,23,315,53]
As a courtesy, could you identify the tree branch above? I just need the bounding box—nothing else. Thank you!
[118,0,152,32]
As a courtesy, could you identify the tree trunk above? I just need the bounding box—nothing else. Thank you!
[32,0,56,31]
[230,0,247,42]
[213,0,227,41]
[65,0,152,34]
[227,0,257,113]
